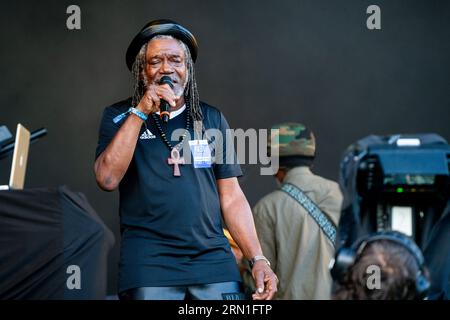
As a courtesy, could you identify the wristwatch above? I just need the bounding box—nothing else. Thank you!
[249,255,271,268]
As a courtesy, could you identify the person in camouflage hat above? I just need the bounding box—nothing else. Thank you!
[268,123,316,170]
[250,122,343,299]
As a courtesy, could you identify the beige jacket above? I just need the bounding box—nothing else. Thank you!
[252,167,343,300]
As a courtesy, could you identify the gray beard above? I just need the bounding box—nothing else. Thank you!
[173,84,185,98]
[143,71,189,99]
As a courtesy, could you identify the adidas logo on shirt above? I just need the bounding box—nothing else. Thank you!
[140,129,156,140]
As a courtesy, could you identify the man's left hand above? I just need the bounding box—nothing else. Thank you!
[251,260,278,300]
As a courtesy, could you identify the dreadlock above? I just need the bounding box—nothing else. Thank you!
[131,35,203,122]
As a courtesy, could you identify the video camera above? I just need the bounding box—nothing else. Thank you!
[338,133,450,248]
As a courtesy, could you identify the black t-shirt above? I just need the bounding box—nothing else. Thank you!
[95,98,243,293]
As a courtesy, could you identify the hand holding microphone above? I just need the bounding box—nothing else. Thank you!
[136,76,177,120]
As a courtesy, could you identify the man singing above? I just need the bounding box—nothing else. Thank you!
[94,19,277,300]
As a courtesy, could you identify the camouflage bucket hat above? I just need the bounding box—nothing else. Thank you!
[268,123,316,158]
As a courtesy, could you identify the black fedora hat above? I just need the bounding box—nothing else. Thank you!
[125,19,198,71]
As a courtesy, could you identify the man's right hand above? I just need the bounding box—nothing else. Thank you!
[136,84,178,115]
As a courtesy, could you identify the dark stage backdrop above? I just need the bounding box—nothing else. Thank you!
[1,0,449,295]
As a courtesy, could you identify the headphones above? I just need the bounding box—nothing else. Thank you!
[330,231,430,299]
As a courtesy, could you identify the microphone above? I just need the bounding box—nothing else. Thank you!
[159,76,174,123]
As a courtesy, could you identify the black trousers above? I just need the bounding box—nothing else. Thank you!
[118,281,245,300]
